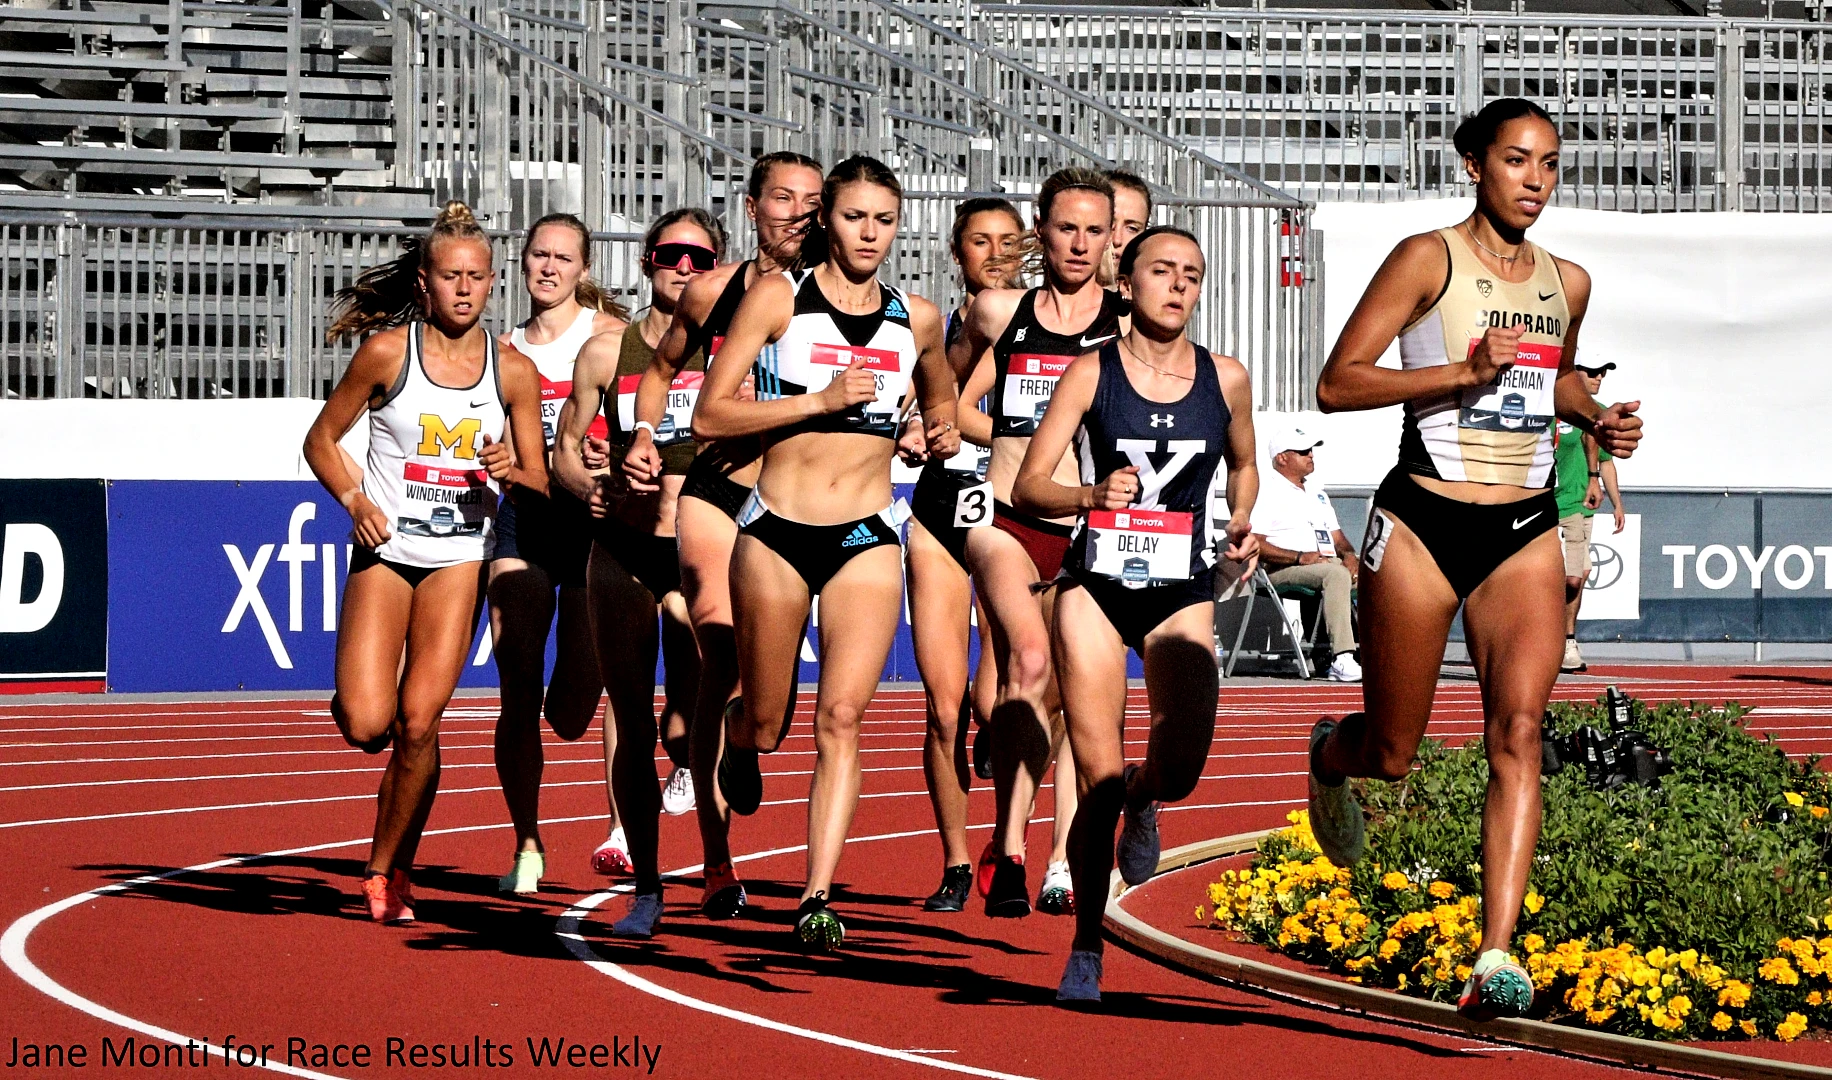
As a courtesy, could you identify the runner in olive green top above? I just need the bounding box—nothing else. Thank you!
[1553,360,1625,673]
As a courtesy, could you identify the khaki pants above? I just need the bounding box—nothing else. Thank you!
[1268,561,1356,655]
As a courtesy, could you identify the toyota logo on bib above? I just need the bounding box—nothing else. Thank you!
[1588,541,1624,590]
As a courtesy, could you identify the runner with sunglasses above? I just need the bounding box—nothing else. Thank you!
[956,168,1127,918]
[1013,227,1259,1002]
[553,208,725,936]
[1309,99,1642,1019]
[898,196,1022,912]
[702,155,957,951]
[489,212,627,894]
[624,152,824,921]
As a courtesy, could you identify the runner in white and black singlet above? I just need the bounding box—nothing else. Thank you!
[302,202,549,928]
[697,156,958,952]
[1011,227,1259,1003]
[1308,99,1643,1021]
[956,168,1129,919]
[489,213,625,896]
[621,152,823,922]
[899,197,1022,913]
[554,209,726,938]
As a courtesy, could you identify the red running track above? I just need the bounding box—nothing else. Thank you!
[3,666,1830,1079]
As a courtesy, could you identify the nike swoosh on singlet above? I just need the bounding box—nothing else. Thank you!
[470,400,489,409]
[1513,512,1544,530]
[1467,412,1496,424]
[1538,291,1558,301]
[1080,334,1116,348]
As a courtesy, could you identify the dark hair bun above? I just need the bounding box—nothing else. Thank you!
[1453,98,1556,160]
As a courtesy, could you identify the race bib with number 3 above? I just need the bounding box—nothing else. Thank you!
[954,481,994,529]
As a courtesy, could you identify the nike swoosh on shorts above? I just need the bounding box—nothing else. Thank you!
[1513,512,1543,530]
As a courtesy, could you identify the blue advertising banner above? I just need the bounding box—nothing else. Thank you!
[0,479,108,693]
[105,481,945,693]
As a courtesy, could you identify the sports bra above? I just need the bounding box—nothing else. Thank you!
[1395,227,1571,489]
[751,268,919,442]
[990,287,1128,438]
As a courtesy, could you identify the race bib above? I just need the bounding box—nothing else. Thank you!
[1315,528,1336,558]
[1000,353,1069,435]
[953,481,994,529]
[810,342,905,432]
[616,371,703,445]
[1459,339,1561,434]
[396,462,490,536]
[538,375,608,446]
[1084,509,1193,587]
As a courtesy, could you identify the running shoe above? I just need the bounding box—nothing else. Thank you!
[701,861,747,920]
[497,850,543,895]
[972,721,993,780]
[612,890,665,938]
[660,766,696,816]
[362,872,413,925]
[591,827,633,876]
[1560,638,1587,674]
[717,698,764,816]
[1458,949,1535,1021]
[1307,718,1367,867]
[1117,764,1161,888]
[1326,652,1363,683]
[985,854,1031,918]
[1037,860,1075,915]
[923,864,973,913]
[796,892,845,952]
[390,867,415,910]
[1056,949,1103,1004]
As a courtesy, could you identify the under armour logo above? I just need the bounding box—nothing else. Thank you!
[1150,414,1174,428]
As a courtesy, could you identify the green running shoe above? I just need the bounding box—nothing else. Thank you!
[796,892,845,952]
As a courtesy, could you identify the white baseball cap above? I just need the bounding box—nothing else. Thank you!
[1269,423,1324,456]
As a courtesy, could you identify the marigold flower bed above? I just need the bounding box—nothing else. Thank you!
[1200,700,1832,1042]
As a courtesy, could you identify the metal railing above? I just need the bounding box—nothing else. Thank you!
[970,5,1832,212]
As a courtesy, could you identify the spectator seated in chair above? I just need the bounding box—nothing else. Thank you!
[1249,424,1361,682]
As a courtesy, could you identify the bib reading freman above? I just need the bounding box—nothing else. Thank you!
[1396,227,1571,489]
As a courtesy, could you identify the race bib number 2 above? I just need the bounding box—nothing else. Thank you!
[1084,509,1193,587]
[1459,339,1561,434]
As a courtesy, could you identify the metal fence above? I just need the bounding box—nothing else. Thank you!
[971,5,1832,212]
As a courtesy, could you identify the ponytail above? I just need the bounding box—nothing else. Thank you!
[326,201,490,341]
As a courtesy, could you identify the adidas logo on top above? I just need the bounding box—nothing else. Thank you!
[885,295,907,319]
[840,521,878,548]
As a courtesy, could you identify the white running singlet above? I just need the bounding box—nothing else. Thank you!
[1396,227,1571,488]
[510,307,608,446]
[364,322,507,568]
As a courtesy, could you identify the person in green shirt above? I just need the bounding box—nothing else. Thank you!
[1555,361,1627,672]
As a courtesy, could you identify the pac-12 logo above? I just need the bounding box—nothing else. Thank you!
[417,414,482,459]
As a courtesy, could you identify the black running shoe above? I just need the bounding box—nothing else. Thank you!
[923,864,973,912]
[796,892,845,952]
[985,855,1031,918]
[971,721,993,781]
[718,742,763,817]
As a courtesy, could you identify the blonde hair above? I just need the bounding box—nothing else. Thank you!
[522,212,630,319]
[326,201,493,341]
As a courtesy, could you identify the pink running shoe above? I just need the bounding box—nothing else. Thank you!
[362,873,413,925]
[591,827,632,876]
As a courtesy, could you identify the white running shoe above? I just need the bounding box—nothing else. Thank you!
[1326,652,1362,682]
[660,766,696,816]
[1560,638,1587,674]
[1037,860,1075,915]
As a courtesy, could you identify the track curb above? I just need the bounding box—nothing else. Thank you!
[1103,832,1832,1080]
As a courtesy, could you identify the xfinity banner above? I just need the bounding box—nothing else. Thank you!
[0,480,107,693]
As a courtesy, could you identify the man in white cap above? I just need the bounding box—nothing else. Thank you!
[1250,423,1361,682]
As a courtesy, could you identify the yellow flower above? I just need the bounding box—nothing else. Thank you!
[1777,1012,1809,1042]
[1813,805,1829,819]
[1196,906,1207,921]
[1711,1012,1733,1032]
[1382,871,1411,891]
[1741,1019,1759,1037]
[1811,991,1825,1007]
[1760,957,1801,985]
[1718,981,1752,1008]
[1523,934,1546,955]
[1523,890,1545,915]
[1785,791,1806,808]
[1428,880,1456,899]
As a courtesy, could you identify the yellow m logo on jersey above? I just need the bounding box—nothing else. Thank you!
[417,414,481,459]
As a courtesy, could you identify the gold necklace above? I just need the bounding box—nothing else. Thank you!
[1120,339,1192,381]
[1465,220,1524,265]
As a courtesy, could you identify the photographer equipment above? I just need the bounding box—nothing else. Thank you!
[1541,686,1674,790]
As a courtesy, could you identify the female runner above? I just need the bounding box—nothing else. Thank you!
[957,167,1128,918]
[623,152,823,920]
[1013,227,1258,1002]
[553,208,725,936]
[700,156,958,950]
[304,202,548,923]
[1307,99,1642,1019]
[900,197,1022,912]
[1102,170,1153,282]
[490,213,626,894]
